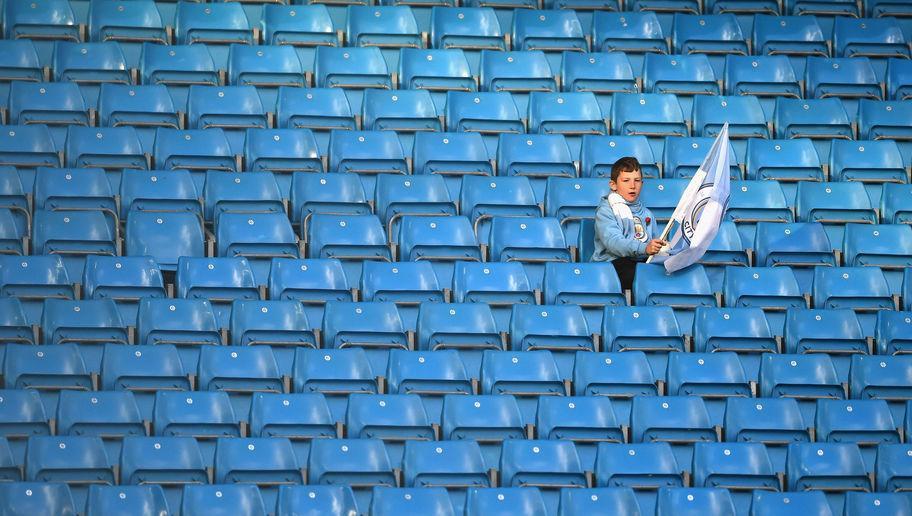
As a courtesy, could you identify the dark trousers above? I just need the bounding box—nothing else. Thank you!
[612,257,644,292]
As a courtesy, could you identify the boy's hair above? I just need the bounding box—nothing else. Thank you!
[610,156,642,182]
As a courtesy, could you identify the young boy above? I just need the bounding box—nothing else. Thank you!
[592,156,666,290]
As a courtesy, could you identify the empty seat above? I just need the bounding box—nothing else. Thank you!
[726,179,794,245]
[346,393,434,467]
[88,0,167,68]
[153,128,236,173]
[643,53,719,118]
[276,87,356,157]
[723,396,810,473]
[487,216,571,290]
[328,130,408,200]
[175,2,254,71]
[672,13,748,76]
[98,84,179,153]
[346,5,422,72]
[370,487,455,516]
[851,354,912,426]
[773,97,853,163]
[831,139,906,206]
[244,130,323,197]
[630,395,717,468]
[152,391,240,464]
[786,443,871,515]
[541,261,624,332]
[314,46,392,112]
[122,195,206,268]
[845,492,912,516]
[293,348,378,422]
[545,175,616,250]
[230,300,315,377]
[228,44,306,112]
[4,0,79,67]
[216,212,300,285]
[362,89,441,154]
[536,395,624,472]
[595,442,683,515]
[180,484,267,516]
[85,484,169,516]
[887,57,912,101]
[0,389,51,466]
[52,41,131,107]
[0,482,76,516]
[692,95,769,160]
[374,174,455,240]
[528,91,606,161]
[664,136,741,180]
[0,124,62,173]
[445,91,524,157]
[499,439,587,514]
[396,215,481,286]
[267,258,353,331]
[197,346,283,423]
[138,43,218,114]
[40,298,127,372]
[723,54,801,119]
[591,12,668,74]
[4,344,91,416]
[451,261,534,333]
[557,488,641,516]
[430,6,506,70]
[0,167,30,238]
[759,353,844,424]
[322,301,408,375]
[459,175,540,243]
[611,93,688,158]
[480,350,565,424]
[399,48,475,116]
[512,10,587,73]
[805,56,882,117]
[811,267,893,337]
[633,263,716,331]
[875,443,912,493]
[496,133,576,200]
[276,486,359,516]
[248,392,337,461]
[655,487,737,516]
[306,213,391,282]
[666,352,751,426]
[691,442,778,514]
[8,82,88,148]
[402,440,488,514]
[213,437,303,510]
[82,255,166,326]
[580,135,660,179]
[308,438,397,514]
[187,85,267,155]
[414,302,502,380]
[0,297,33,347]
[25,436,114,510]
[816,399,899,470]
[100,343,190,422]
[412,132,492,201]
[0,254,74,324]
[509,304,593,378]
[360,261,445,330]
[0,40,44,104]
[441,394,526,469]
[857,99,912,169]
[136,298,222,375]
[464,487,548,516]
[752,15,828,77]
[119,436,208,513]
[177,256,260,329]
[749,491,832,516]
[572,351,658,424]
[385,349,472,425]
[262,4,339,76]
[289,173,369,235]
[753,222,836,295]
[692,306,777,381]
[602,306,684,382]
[55,390,144,468]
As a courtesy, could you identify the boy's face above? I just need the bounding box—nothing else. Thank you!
[610,169,643,203]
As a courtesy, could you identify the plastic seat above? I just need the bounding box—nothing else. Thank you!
[180,484,266,516]
[197,346,282,423]
[345,393,434,468]
[306,213,391,282]
[322,301,408,374]
[441,394,526,469]
[33,166,118,237]
[773,97,853,164]
[601,306,683,382]
[213,437,302,510]
[52,41,131,107]
[594,442,683,515]
[630,395,718,468]
[153,128,236,173]
[0,167,31,237]
[414,302,502,380]
[100,343,189,422]
[559,53,636,119]
[175,2,254,71]
[691,442,778,514]
[723,55,801,119]
[882,185,912,230]
[666,352,751,426]
[187,85,267,155]
[527,91,606,162]
[480,350,565,425]
[749,491,832,516]
[4,343,90,417]
[850,354,912,428]
[229,300,315,376]
[40,298,126,372]
[541,261,624,331]
[543,177,611,252]
[402,440,488,513]
[816,398,899,471]
[119,436,208,512]
[496,133,575,201]
[176,256,259,329]
[328,130,408,200]
[753,222,836,295]
[887,57,912,101]
[242,132,320,197]
[465,487,548,516]
[136,298,222,375]
[611,93,688,158]
[139,43,218,113]
[812,267,893,338]
[64,126,146,174]
[24,436,114,510]
[536,395,624,472]
[0,124,62,174]
[499,439,586,514]
[308,438,397,514]
[289,173,369,238]
[55,390,144,468]
[399,48,475,114]
[293,347,378,422]
[411,132,491,201]
[509,304,592,378]
[346,5,422,72]
[875,443,912,493]
[0,298,33,348]
[8,82,88,148]
[876,308,912,357]
[451,261,535,332]
[85,485,168,516]
[262,3,339,70]
[845,492,912,516]
[276,486,359,516]
[723,396,809,473]
[0,40,44,106]
[362,89,442,154]
[572,351,657,425]
[314,46,392,112]
[795,181,877,252]
[152,391,240,464]
[487,216,571,290]
[692,306,777,381]
[248,392,337,462]
[727,178,795,249]
[88,0,167,68]
[633,263,716,331]
[591,12,668,74]
[119,169,201,221]
[267,258,353,332]
[4,0,80,67]
[0,389,50,467]
[753,15,828,78]
[30,208,114,281]
[857,99,912,169]
[0,255,74,324]
[430,7,507,75]
[216,213,300,285]
[445,91,524,159]
[360,261,445,330]
[786,443,871,515]
[97,84,180,153]
[370,487,455,516]
[228,44,305,112]
[663,136,741,180]
[0,482,76,515]
[759,353,844,424]
[459,175,540,243]
[722,266,807,337]
[831,139,907,205]
[557,488,641,516]
[276,87,355,158]
[655,487,737,516]
[374,174,455,241]
[805,56,882,118]
[512,10,588,72]
[579,135,660,180]
[385,349,471,425]
[643,53,719,118]
[692,95,770,161]
[672,13,748,77]
[396,215,481,286]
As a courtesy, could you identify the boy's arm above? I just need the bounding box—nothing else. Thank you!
[595,203,647,258]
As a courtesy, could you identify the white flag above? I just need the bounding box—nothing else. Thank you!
[655,124,732,273]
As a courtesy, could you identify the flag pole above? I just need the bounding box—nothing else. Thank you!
[644,219,674,264]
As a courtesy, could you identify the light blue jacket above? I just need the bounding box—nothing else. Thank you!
[592,195,657,262]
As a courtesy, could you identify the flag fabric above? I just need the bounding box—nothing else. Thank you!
[653,123,732,273]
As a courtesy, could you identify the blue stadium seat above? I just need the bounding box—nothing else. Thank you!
[308,438,397,514]
[97,84,180,153]
[633,263,716,332]
[306,213,391,282]
[559,52,636,118]
[748,491,832,516]
[844,492,912,516]
[119,436,207,512]
[216,213,300,285]
[55,390,144,468]
[451,261,535,332]
[0,389,50,467]
[536,395,623,472]
[249,392,337,462]
[692,306,777,381]
[512,10,587,73]
[411,132,493,201]
[362,89,441,154]
[402,440,488,514]
[289,173,369,236]
[152,391,240,464]
[276,87,355,158]
[385,349,471,425]
[414,302,502,380]
[138,43,218,114]
[0,40,44,106]
[445,90,524,159]
[175,2,254,71]
[0,482,76,516]
[100,344,189,422]
[786,443,870,516]
[760,353,844,424]
[830,139,906,205]
[655,487,737,516]
[8,82,88,148]
[857,99,912,169]
[3,0,79,67]
[52,41,131,107]
[692,95,769,160]
[812,267,893,338]
[579,134,660,179]
[816,399,899,471]
[213,437,302,510]
[572,351,657,424]
[4,343,90,417]
[0,255,74,324]
[691,442,778,515]
[875,309,912,355]
[527,91,606,161]
[261,4,339,77]
[176,256,260,329]
[276,486,359,516]
[374,174,455,240]
[0,167,30,237]
[851,354,912,427]
[664,136,741,180]
[197,346,282,423]
[87,0,167,69]
[700,221,750,292]
[875,443,912,493]
[544,177,612,256]
[723,55,800,120]
[541,262,624,332]
[773,97,853,164]
[40,298,126,373]
[509,304,593,378]
[187,85,267,155]
[0,125,62,176]
[429,7,506,75]
[591,12,668,74]
[32,168,118,254]
[672,13,748,77]
[153,128,236,173]
[879,184,912,226]
[347,5,421,72]
[322,301,408,375]
[481,350,565,424]
[496,133,576,201]
[666,352,751,426]
[396,215,481,286]
[630,395,718,468]
[643,53,719,118]
[370,486,455,516]
[329,130,408,200]
[360,261,445,330]
[887,57,912,101]
[488,216,571,290]
[268,258,354,332]
[293,348,378,422]
[85,484,169,516]
[458,175,540,243]
[136,298,222,375]
[119,169,201,220]
[499,439,586,514]
[0,208,24,256]
[64,126,146,173]
[441,394,526,469]
[230,300,315,377]
[228,44,305,112]
[601,306,683,382]
[314,46,392,113]
[796,181,877,252]
[180,484,267,516]
[595,442,683,515]
[0,298,33,348]
[753,15,828,77]
[611,93,688,158]
[753,222,836,295]
[243,129,324,198]
[805,56,882,118]
[738,145,813,223]
[724,397,809,473]
[785,306,869,379]
[557,488,641,516]
[464,487,548,516]
[346,393,434,467]
[25,436,114,510]
[640,177,690,224]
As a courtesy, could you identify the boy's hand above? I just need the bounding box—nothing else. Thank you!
[645,239,667,255]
